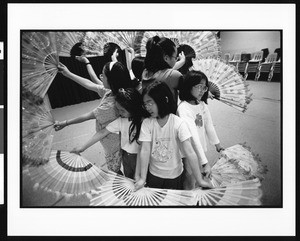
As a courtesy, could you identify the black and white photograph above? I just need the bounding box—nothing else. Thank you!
[6,3,295,237]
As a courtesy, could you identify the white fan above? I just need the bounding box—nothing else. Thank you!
[22,31,60,98]
[192,58,253,112]
[210,143,267,187]
[90,174,195,206]
[23,150,115,200]
[137,31,221,59]
[22,93,55,166]
[193,178,262,206]
[55,31,87,57]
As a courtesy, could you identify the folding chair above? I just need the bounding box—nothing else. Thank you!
[228,53,241,71]
[268,60,281,82]
[244,51,263,80]
[255,53,278,81]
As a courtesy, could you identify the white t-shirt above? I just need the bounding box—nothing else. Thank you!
[177,101,219,154]
[139,114,191,179]
[106,117,139,154]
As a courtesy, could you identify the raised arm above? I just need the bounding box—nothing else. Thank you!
[173,51,186,70]
[58,62,103,94]
[75,56,103,85]
[71,128,111,154]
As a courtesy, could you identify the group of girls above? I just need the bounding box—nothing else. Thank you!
[54,35,223,192]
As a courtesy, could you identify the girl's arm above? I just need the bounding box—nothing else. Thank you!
[134,145,142,181]
[134,141,151,191]
[71,128,111,154]
[54,111,95,131]
[173,51,186,70]
[125,47,135,73]
[58,62,102,94]
[203,105,224,152]
[75,56,103,85]
[182,138,213,189]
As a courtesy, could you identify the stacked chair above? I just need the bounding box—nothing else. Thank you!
[244,51,263,80]
[255,53,278,81]
[224,53,230,64]
[228,53,241,71]
[238,53,251,77]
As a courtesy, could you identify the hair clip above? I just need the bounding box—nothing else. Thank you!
[118,88,131,100]
[109,61,116,71]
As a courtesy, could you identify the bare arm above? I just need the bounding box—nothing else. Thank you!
[75,56,103,85]
[134,145,142,181]
[71,128,111,154]
[173,51,186,70]
[54,111,95,131]
[134,141,151,191]
[58,62,102,93]
[182,138,213,188]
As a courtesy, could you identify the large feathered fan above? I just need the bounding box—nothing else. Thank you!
[210,143,267,187]
[193,178,262,206]
[22,93,55,166]
[22,31,60,98]
[90,174,194,206]
[23,150,114,200]
[136,31,221,59]
[192,58,253,112]
[55,31,87,57]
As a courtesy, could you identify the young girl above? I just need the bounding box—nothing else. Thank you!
[71,87,149,179]
[134,81,213,191]
[177,70,224,189]
[54,61,137,174]
[141,36,184,103]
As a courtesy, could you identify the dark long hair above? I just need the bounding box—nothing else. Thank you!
[102,61,138,95]
[177,44,196,75]
[142,80,177,118]
[179,70,209,104]
[144,36,176,73]
[115,88,150,144]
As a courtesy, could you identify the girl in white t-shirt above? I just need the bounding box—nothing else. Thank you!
[134,81,213,191]
[71,88,149,179]
[177,70,224,189]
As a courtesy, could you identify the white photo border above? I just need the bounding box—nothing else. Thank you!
[7,3,295,236]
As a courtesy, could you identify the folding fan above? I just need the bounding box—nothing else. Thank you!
[55,31,87,57]
[23,150,115,199]
[90,174,194,206]
[22,95,55,166]
[136,31,221,59]
[192,58,253,112]
[22,31,60,98]
[193,178,262,206]
[83,31,144,55]
[210,143,267,187]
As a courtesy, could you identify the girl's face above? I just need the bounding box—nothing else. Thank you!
[164,48,178,68]
[143,94,159,118]
[191,79,208,101]
[100,69,110,89]
[115,102,131,118]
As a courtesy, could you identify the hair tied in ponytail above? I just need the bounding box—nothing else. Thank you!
[153,35,160,45]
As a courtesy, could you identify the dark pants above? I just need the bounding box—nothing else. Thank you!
[122,150,137,179]
[146,171,183,190]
